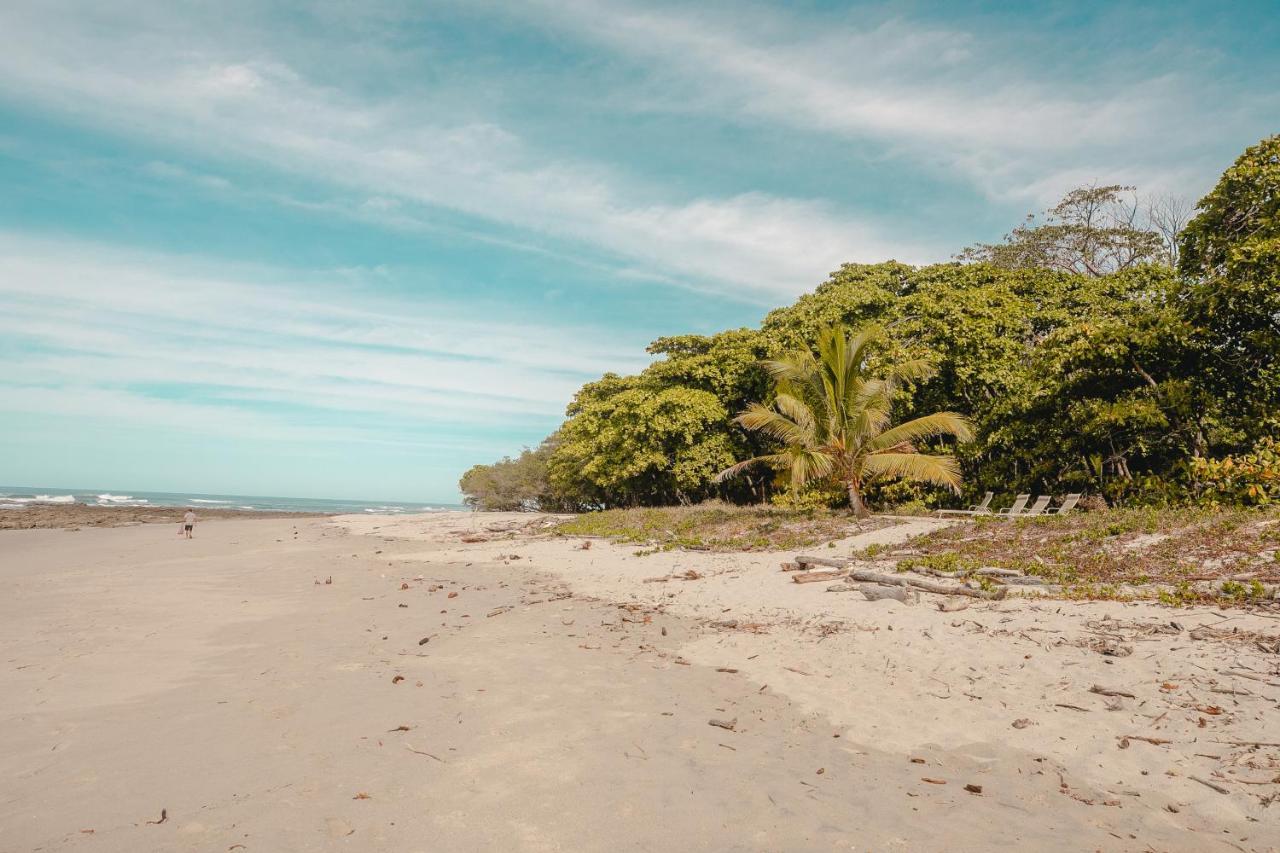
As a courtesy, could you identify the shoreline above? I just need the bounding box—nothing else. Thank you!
[0,503,327,530]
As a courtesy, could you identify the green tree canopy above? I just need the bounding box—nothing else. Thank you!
[1179,134,1280,436]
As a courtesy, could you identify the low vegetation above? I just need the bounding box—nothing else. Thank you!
[553,503,892,552]
[887,506,1280,589]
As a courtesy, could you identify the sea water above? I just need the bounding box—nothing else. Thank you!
[0,486,463,514]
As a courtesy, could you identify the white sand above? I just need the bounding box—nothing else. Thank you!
[2,512,1277,852]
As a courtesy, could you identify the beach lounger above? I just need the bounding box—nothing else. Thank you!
[994,493,1030,516]
[1019,495,1052,517]
[1045,493,1082,515]
[935,491,994,518]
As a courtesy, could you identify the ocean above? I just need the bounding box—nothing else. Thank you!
[0,486,464,515]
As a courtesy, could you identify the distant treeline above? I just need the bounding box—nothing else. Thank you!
[461,135,1280,512]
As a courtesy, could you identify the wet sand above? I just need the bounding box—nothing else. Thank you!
[0,504,321,530]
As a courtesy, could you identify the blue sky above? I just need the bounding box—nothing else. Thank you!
[1,1,1277,502]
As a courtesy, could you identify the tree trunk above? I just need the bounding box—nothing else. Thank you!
[847,482,870,518]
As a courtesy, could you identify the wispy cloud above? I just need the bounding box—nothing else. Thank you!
[0,2,932,297]
[508,0,1276,205]
[0,232,649,444]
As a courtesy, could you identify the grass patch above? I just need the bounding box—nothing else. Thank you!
[553,502,890,552]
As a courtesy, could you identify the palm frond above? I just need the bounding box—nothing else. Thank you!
[862,452,963,491]
[888,357,937,385]
[734,403,811,446]
[772,393,818,441]
[714,455,774,483]
[867,412,975,452]
[779,446,836,489]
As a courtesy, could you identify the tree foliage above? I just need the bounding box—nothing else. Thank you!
[958,184,1168,276]
[461,136,1280,513]
[545,377,737,508]
[1179,134,1280,435]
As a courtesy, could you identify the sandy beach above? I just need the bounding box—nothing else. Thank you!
[2,512,1277,852]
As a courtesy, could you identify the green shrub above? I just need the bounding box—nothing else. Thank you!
[1192,436,1280,506]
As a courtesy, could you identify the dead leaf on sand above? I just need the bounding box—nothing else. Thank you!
[391,675,404,684]
[353,792,371,800]
[708,718,737,731]
[146,808,168,825]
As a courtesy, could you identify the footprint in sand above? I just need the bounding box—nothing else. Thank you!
[325,817,355,838]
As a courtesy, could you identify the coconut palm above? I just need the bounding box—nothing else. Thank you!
[716,324,974,517]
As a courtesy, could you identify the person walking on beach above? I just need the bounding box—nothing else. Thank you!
[182,509,196,539]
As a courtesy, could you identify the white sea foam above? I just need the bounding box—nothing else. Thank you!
[189,499,232,504]
[14,494,79,504]
[97,494,146,503]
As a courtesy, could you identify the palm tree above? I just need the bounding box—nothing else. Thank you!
[716,324,974,517]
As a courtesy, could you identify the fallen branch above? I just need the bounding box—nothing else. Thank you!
[1189,775,1229,795]
[1222,670,1280,686]
[406,745,444,762]
[1090,685,1137,699]
[846,568,1007,600]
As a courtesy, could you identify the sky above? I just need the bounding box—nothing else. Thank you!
[1,1,1277,503]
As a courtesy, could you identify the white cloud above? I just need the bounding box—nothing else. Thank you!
[0,2,932,297]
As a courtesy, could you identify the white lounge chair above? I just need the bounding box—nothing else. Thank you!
[1019,495,1052,517]
[995,494,1030,516]
[935,491,994,518]
[1045,493,1082,515]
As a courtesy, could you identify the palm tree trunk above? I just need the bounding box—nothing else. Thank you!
[847,481,870,518]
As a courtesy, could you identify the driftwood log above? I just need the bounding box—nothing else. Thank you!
[792,570,845,584]
[793,555,851,569]
[825,582,912,602]
[793,556,1009,599]
[846,568,1007,600]
[856,583,912,603]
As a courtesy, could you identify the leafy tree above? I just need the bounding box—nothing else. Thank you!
[958,184,1165,276]
[458,434,581,511]
[546,376,736,507]
[1178,134,1280,438]
[716,325,974,517]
